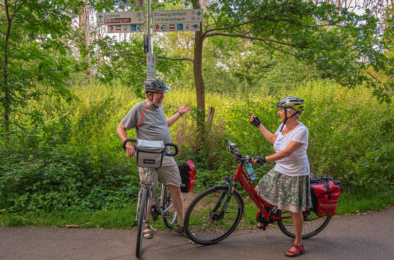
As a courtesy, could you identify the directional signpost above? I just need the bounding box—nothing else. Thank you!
[153,23,200,32]
[153,9,203,23]
[96,2,204,80]
[119,0,144,7]
[108,24,144,33]
[96,11,145,25]
[152,9,203,32]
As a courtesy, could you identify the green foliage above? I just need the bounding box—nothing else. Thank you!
[204,0,394,102]
[0,0,85,138]
[0,145,138,213]
[1,80,393,214]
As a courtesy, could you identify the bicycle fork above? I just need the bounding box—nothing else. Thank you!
[211,181,235,220]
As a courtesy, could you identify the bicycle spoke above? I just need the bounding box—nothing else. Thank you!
[277,209,331,239]
[185,188,243,245]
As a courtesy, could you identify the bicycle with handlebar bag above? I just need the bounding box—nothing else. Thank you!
[183,138,332,245]
[123,138,179,258]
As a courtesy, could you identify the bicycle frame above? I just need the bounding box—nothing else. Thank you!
[135,168,172,222]
[233,162,291,222]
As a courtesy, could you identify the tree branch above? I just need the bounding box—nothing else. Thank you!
[121,61,144,69]
[366,71,381,83]
[156,56,193,62]
[260,40,296,57]
[205,33,298,48]
[10,0,26,21]
[202,17,266,38]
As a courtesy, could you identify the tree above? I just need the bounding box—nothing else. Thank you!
[92,0,393,148]
[188,0,393,145]
[0,0,85,144]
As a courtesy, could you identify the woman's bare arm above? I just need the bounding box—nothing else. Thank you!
[251,141,304,164]
[265,141,304,162]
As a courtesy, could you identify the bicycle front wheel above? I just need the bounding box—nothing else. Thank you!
[136,188,148,258]
[184,187,244,245]
[277,209,332,239]
[162,186,177,228]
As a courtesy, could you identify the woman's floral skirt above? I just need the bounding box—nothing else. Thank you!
[255,168,312,213]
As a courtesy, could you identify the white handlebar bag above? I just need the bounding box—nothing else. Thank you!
[135,140,165,168]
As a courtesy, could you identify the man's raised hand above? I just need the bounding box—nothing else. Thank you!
[179,104,190,115]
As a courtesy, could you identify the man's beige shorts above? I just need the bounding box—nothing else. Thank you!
[138,156,182,188]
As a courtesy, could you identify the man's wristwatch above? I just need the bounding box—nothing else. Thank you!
[178,111,183,117]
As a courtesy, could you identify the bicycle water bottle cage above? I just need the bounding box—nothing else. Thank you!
[135,139,165,168]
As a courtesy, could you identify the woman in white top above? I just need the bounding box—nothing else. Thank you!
[250,96,312,257]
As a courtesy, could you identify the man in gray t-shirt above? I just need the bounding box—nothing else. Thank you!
[117,79,190,239]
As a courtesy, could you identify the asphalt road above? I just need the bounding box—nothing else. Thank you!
[1,207,393,260]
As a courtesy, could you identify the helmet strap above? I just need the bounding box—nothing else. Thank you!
[147,92,159,109]
[280,109,299,132]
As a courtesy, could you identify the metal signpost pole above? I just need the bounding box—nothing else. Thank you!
[147,0,151,53]
[146,0,156,79]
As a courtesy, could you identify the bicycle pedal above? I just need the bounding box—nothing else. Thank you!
[151,206,159,221]
[256,222,267,230]
[163,212,174,219]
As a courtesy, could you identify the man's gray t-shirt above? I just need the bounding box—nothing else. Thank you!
[121,101,171,144]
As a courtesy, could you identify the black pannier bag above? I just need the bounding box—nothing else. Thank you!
[178,160,196,193]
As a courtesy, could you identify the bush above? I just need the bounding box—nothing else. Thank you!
[0,146,138,213]
[1,80,393,213]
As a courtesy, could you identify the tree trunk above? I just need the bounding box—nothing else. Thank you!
[84,0,91,81]
[193,0,205,148]
[3,20,12,138]
[3,1,15,142]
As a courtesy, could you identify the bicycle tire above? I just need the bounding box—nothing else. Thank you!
[277,209,332,239]
[162,186,177,228]
[184,187,244,245]
[136,188,148,258]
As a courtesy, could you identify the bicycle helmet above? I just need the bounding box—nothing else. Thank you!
[275,96,305,132]
[275,96,305,112]
[143,79,169,93]
[143,79,168,108]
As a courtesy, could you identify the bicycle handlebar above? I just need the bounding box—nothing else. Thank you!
[123,138,137,150]
[223,138,251,163]
[164,143,178,156]
[123,138,178,156]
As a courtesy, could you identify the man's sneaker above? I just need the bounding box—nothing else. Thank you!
[175,224,187,237]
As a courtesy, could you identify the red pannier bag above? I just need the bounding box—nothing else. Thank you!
[178,160,196,193]
[311,180,341,216]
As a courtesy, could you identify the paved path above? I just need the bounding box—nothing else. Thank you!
[1,207,393,260]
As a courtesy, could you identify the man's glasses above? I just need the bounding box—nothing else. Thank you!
[154,92,165,97]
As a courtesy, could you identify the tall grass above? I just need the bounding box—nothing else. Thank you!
[1,80,393,213]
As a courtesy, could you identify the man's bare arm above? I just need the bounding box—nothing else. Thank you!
[117,123,135,157]
[166,104,190,127]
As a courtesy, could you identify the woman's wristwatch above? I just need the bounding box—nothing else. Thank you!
[178,111,183,117]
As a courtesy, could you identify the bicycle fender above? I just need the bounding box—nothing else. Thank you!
[214,185,228,189]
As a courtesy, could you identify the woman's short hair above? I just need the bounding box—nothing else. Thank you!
[286,108,302,119]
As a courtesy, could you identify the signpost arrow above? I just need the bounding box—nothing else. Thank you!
[96,11,145,25]
[153,9,203,23]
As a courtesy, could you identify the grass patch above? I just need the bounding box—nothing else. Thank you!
[2,188,393,230]
[337,187,394,215]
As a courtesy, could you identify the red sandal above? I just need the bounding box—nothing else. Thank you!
[285,244,305,257]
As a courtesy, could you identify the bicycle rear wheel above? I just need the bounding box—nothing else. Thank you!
[136,188,148,258]
[162,186,177,228]
[184,187,244,245]
[277,209,332,239]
